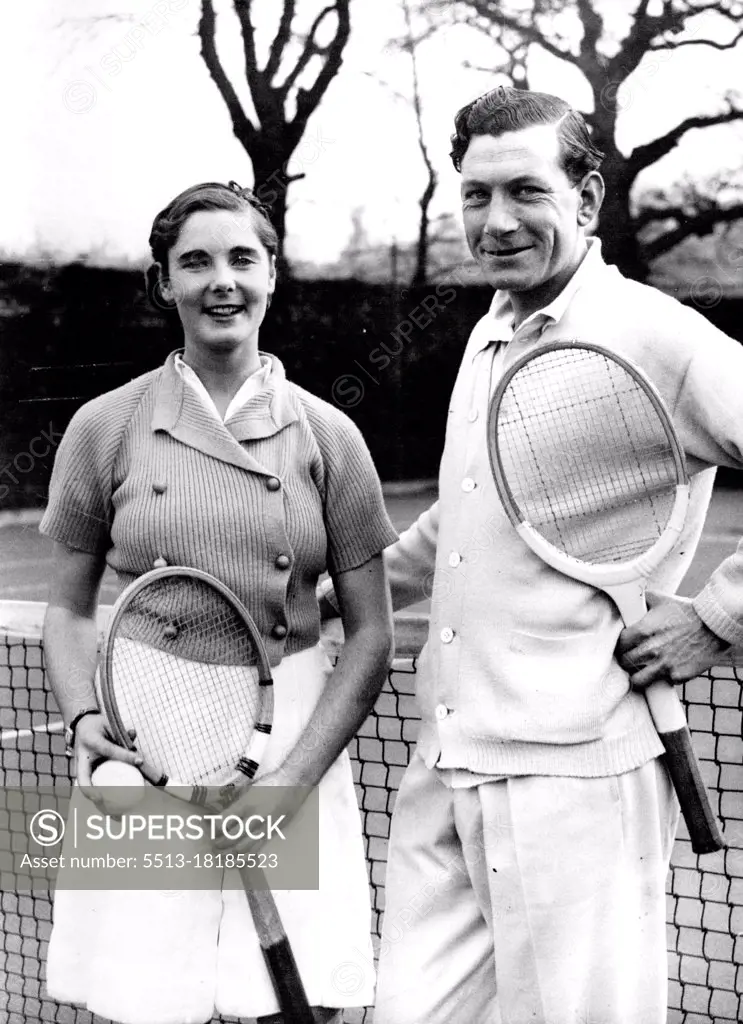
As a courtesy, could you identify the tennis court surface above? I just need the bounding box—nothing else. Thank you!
[1,606,742,1023]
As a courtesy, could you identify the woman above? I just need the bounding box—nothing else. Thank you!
[40,181,396,1024]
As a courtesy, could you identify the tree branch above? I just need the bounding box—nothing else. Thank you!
[461,58,503,74]
[571,0,611,95]
[461,36,528,82]
[675,1,743,15]
[628,106,743,178]
[606,0,685,81]
[264,0,296,83]
[233,0,266,103]
[650,27,743,50]
[635,204,691,231]
[278,5,336,99]
[293,1,350,125]
[641,202,743,261]
[402,0,437,286]
[460,0,579,66]
[576,0,604,63]
[199,0,257,146]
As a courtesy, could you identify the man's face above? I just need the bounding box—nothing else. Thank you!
[460,124,591,308]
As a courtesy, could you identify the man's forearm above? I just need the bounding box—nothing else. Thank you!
[693,541,743,648]
[385,503,439,610]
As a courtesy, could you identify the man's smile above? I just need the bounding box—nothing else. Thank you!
[480,244,532,258]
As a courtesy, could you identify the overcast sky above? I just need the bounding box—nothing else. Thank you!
[3,0,742,267]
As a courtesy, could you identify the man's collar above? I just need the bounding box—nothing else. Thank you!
[472,236,605,356]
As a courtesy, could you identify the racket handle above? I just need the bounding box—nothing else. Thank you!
[644,681,725,855]
[241,869,314,1023]
[658,725,726,854]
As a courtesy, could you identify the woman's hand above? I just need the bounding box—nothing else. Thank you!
[211,764,311,854]
[74,713,142,787]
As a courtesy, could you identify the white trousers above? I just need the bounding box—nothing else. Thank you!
[373,751,678,1024]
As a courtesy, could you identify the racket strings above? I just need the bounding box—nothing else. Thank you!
[120,576,259,666]
[496,348,680,564]
[111,639,260,785]
[110,576,264,785]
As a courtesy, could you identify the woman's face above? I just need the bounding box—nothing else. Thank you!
[160,207,276,358]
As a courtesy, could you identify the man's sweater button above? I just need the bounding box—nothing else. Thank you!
[266,477,281,492]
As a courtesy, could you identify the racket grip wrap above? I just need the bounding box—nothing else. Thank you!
[242,875,314,1021]
[659,726,726,854]
[262,938,315,1023]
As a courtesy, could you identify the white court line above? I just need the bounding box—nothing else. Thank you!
[0,582,54,598]
[1,560,53,572]
[0,509,45,529]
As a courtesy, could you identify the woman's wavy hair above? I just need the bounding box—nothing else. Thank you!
[450,86,604,185]
[145,181,278,311]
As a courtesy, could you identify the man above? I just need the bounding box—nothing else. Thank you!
[321,87,743,1024]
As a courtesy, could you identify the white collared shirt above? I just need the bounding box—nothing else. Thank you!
[470,236,605,397]
[174,352,272,423]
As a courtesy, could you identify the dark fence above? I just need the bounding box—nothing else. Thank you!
[0,261,741,509]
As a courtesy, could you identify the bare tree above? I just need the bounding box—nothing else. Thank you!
[361,1,439,286]
[198,0,351,265]
[417,0,743,280]
[62,3,350,269]
[399,0,438,286]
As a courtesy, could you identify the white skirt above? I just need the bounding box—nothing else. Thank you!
[45,643,376,1022]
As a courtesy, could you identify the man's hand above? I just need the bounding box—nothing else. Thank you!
[317,590,340,622]
[615,591,730,688]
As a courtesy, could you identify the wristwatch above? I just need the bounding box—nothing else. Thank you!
[64,707,100,755]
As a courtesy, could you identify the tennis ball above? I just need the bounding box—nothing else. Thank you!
[90,759,146,813]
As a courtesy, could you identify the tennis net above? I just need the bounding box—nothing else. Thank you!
[1,603,742,1024]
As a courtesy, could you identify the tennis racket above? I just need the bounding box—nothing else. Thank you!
[487,340,725,855]
[99,565,314,1022]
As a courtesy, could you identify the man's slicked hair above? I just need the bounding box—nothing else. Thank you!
[450,86,604,185]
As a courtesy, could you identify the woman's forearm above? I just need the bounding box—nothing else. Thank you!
[43,543,107,726]
[280,622,393,788]
[43,604,100,725]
